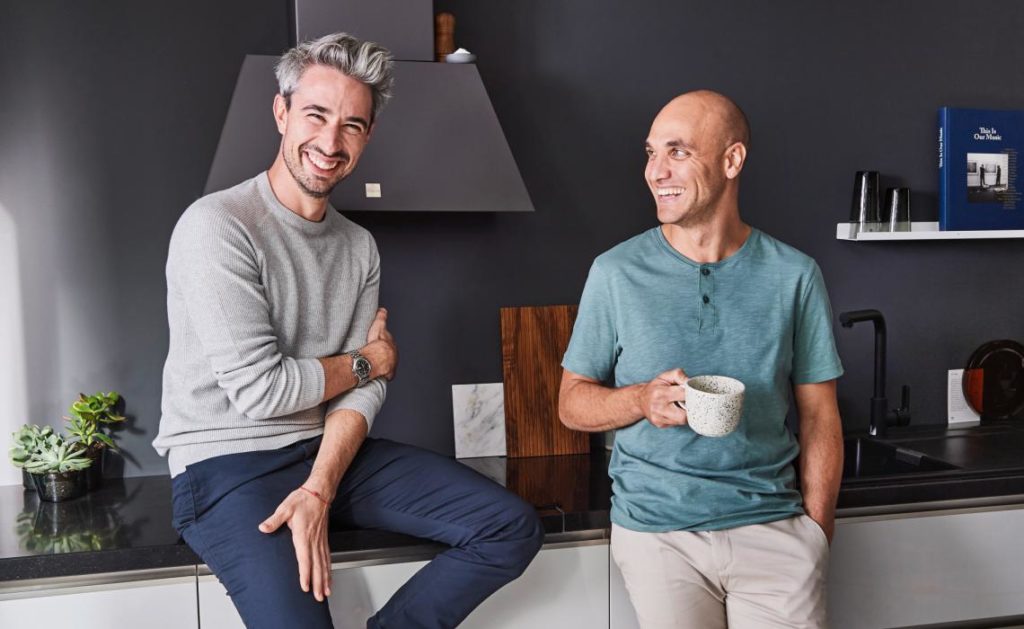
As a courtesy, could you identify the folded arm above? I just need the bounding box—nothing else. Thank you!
[558,368,690,432]
[172,209,394,420]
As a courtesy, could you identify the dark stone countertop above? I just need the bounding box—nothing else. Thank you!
[3,421,1024,583]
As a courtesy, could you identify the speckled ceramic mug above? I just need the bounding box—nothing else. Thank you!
[679,375,745,437]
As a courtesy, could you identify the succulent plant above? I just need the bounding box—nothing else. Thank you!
[66,391,125,450]
[22,436,92,474]
[9,424,55,469]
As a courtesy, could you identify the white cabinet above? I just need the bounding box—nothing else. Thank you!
[828,506,1024,628]
[0,575,198,628]
[461,542,608,628]
[610,554,641,629]
[199,559,430,629]
[200,542,610,628]
[198,573,247,629]
[329,559,427,628]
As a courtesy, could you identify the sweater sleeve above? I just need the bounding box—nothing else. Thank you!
[324,234,387,431]
[168,206,325,420]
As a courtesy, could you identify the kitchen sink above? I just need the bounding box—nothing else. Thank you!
[842,436,960,479]
[883,427,1024,471]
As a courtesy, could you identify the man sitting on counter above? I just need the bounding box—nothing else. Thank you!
[152,32,543,629]
[559,90,845,629]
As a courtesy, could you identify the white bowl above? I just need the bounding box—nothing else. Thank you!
[445,52,476,64]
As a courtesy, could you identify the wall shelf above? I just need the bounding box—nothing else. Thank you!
[836,222,1024,241]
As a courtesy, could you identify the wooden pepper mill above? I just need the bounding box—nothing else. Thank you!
[435,12,455,61]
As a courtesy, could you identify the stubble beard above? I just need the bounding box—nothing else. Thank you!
[659,194,717,229]
[282,143,347,199]
[662,180,726,228]
[671,201,716,228]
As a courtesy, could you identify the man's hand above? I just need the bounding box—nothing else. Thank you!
[361,307,398,381]
[639,368,689,428]
[259,488,332,602]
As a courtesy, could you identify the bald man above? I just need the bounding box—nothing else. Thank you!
[559,91,844,628]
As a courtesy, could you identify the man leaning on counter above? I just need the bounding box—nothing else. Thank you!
[559,90,845,629]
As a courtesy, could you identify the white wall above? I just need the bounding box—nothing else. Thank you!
[0,203,28,486]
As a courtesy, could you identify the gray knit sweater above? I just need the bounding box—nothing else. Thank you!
[153,173,386,477]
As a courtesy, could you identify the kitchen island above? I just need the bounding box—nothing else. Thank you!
[2,422,1024,628]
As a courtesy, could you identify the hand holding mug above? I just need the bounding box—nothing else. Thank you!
[640,368,690,428]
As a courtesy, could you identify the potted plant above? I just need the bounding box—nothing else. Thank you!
[9,424,56,491]
[22,432,92,502]
[66,391,125,490]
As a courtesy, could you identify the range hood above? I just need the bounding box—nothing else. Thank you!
[205,0,534,213]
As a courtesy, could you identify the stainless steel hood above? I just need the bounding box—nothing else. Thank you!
[204,0,534,213]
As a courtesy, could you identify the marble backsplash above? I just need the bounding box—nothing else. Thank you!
[452,383,506,459]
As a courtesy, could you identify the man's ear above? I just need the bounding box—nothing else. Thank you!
[366,121,376,141]
[724,142,747,180]
[273,93,288,135]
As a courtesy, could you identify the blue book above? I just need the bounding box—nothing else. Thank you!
[938,107,1024,231]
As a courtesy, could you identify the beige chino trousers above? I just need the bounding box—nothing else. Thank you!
[612,516,830,629]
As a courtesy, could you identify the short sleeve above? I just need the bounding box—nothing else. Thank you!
[562,260,619,382]
[791,262,844,384]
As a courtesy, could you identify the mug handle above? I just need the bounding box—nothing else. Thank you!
[673,400,687,411]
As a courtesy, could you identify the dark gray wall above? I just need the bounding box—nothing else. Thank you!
[0,0,290,478]
[3,1,1022,478]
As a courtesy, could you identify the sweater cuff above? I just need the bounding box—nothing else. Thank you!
[325,378,386,432]
[295,357,326,410]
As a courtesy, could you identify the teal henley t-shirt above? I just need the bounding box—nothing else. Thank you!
[562,227,843,532]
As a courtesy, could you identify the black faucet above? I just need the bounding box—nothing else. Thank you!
[838,309,911,437]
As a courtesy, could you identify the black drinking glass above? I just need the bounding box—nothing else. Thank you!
[884,187,911,232]
[850,171,881,232]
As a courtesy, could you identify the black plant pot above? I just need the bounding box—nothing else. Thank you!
[31,471,87,502]
[84,447,105,491]
[22,469,36,492]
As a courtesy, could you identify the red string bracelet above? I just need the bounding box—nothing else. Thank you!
[299,485,329,506]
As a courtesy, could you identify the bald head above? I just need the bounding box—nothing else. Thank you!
[644,90,750,227]
[658,90,750,151]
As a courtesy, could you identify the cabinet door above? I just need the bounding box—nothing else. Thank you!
[610,554,641,629]
[198,560,430,629]
[828,507,1024,628]
[200,543,610,628]
[197,574,246,629]
[0,576,197,628]
[328,559,427,628]
[461,542,608,628]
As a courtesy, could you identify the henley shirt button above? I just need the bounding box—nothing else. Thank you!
[702,295,710,304]
[701,268,710,276]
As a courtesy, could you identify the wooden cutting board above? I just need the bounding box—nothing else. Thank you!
[500,304,589,457]
[506,454,597,514]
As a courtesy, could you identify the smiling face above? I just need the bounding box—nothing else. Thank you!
[273,64,374,200]
[644,94,745,228]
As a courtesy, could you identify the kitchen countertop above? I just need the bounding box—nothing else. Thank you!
[3,422,1024,584]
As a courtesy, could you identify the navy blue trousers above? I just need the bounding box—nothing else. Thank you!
[171,437,544,628]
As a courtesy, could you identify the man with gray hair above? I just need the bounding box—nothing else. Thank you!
[153,33,542,628]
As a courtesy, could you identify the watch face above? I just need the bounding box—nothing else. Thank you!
[354,356,372,379]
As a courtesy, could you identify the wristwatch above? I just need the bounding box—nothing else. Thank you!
[347,350,372,387]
